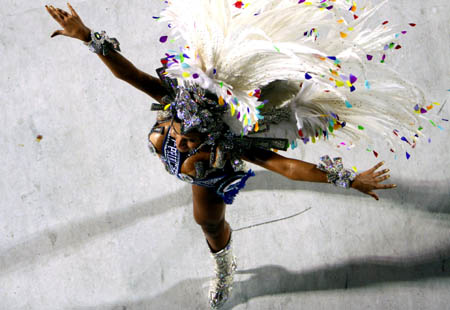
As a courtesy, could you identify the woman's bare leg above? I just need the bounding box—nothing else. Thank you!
[192,184,231,252]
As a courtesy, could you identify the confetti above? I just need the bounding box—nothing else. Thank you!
[373,150,379,158]
[305,73,312,80]
[364,80,371,89]
[234,1,244,8]
[335,80,345,87]
[345,100,352,108]
[159,36,168,43]
[406,152,411,160]
[358,125,364,130]
[192,73,199,79]
[367,55,373,61]
[349,74,357,84]
[36,135,43,142]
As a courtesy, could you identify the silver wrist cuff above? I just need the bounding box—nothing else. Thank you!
[84,31,121,56]
[317,155,357,189]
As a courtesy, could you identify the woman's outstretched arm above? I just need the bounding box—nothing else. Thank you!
[45,3,168,103]
[242,148,396,201]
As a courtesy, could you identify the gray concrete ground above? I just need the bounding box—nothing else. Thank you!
[1,0,449,309]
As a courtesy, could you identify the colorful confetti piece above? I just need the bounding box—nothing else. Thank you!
[234,1,244,8]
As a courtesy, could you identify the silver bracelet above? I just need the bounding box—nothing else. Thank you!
[84,30,121,56]
[317,155,357,189]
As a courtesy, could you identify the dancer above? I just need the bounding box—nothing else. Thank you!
[45,1,433,308]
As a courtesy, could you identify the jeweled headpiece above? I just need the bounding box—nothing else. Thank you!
[172,83,227,136]
[151,65,290,169]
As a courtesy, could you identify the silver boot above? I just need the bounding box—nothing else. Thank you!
[208,233,237,309]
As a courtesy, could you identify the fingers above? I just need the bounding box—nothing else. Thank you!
[67,3,79,17]
[51,29,64,38]
[368,191,379,201]
[45,5,60,21]
[57,8,69,18]
[369,161,385,173]
[46,5,66,28]
[374,168,389,178]
[376,183,397,190]
[375,174,390,182]
[50,5,64,19]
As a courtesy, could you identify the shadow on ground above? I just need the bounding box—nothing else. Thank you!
[0,184,192,276]
[246,171,450,214]
[83,246,450,310]
[1,170,448,276]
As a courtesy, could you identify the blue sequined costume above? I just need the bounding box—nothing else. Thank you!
[157,125,255,204]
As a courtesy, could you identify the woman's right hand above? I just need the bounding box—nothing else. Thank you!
[45,3,91,42]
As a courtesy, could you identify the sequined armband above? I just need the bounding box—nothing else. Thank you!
[317,155,356,189]
[84,31,121,56]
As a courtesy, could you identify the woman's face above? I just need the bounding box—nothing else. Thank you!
[170,121,203,153]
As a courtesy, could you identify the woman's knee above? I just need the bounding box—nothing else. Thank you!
[193,206,225,229]
[199,219,227,237]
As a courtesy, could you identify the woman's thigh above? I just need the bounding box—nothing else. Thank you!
[191,184,226,226]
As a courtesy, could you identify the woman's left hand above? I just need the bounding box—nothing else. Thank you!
[351,161,396,201]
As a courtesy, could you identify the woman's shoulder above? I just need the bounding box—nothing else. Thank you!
[148,120,171,155]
